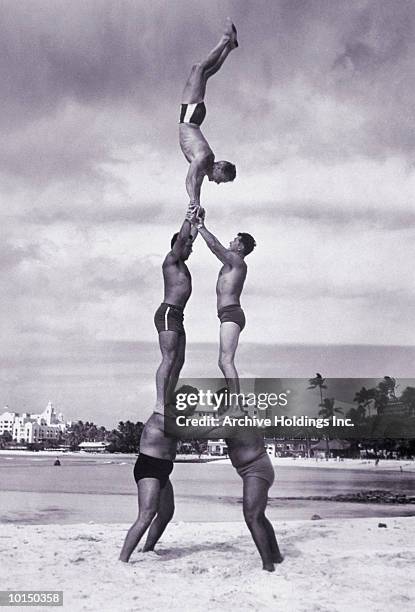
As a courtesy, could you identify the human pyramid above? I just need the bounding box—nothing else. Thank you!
[119,20,283,572]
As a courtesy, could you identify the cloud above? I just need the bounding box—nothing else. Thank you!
[0,240,42,270]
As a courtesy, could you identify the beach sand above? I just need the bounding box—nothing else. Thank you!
[2,517,414,612]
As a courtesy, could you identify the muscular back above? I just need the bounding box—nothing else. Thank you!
[216,258,247,309]
[139,413,177,461]
[163,254,192,308]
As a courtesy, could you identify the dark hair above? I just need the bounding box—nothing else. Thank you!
[216,160,236,181]
[171,232,179,248]
[238,232,256,255]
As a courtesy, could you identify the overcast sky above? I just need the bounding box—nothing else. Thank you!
[1,1,415,424]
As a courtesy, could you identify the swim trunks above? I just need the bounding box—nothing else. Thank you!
[179,102,207,126]
[154,302,185,335]
[235,452,275,487]
[133,453,174,488]
[217,304,246,331]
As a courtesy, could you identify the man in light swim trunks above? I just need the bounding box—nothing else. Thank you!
[206,387,281,572]
[179,18,238,207]
[226,426,283,572]
[153,204,197,412]
[191,207,255,395]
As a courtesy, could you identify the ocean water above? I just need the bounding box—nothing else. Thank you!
[0,454,414,525]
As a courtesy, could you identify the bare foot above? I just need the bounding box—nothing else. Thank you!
[224,18,238,48]
[263,562,275,572]
[224,17,233,36]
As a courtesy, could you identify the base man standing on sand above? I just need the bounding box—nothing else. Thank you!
[119,406,178,561]
[153,204,197,412]
[119,389,236,562]
[210,387,282,572]
[179,18,238,207]
[191,207,255,394]
[226,425,283,572]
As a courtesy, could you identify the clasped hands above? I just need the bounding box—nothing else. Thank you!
[185,202,205,228]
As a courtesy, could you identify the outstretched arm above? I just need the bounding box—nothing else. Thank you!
[190,224,199,242]
[185,154,213,207]
[170,204,197,260]
[192,208,232,264]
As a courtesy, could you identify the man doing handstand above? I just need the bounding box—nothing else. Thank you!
[180,18,238,206]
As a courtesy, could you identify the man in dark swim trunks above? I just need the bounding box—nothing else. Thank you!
[119,389,235,562]
[119,406,178,562]
[179,18,238,207]
[154,204,198,413]
[191,207,255,395]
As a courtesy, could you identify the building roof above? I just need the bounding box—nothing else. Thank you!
[78,441,109,448]
[311,439,351,451]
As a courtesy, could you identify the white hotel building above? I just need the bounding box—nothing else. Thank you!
[0,402,71,444]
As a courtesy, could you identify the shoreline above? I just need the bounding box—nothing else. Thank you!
[2,517,414,611]
[1,450,414,472]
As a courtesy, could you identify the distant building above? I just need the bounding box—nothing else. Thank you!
[78,441,110,453]
[382,399,411,417]
[311,439,351,458]
[0,409,16,436]
[207,439,228,456]
[0,402,71,444]
[264,437,310,457]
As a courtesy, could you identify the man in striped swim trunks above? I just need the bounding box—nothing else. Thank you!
[153,204,197,412]
[179,18,238,207]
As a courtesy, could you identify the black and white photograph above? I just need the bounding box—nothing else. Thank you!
[1,1,414,610]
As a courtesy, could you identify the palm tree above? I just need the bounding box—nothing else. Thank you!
[346,405,367,425]
[308,373,327,405]
[306,374,327,459]
[400,387,415,415]
[354,387,376,418]
[318,398,344,459]
[378,376,397,399]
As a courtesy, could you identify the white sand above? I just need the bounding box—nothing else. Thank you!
[2,517,414,612]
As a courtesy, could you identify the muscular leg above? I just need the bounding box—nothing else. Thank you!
[119,478,160,562]
[262,516,283,563]
[142,479,175,552]
[182,19,238,104]
[218,322,241,395]
[155,331,180,411]
[242,477,275,572]
[165,333,186,405]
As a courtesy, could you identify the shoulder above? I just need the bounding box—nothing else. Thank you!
[163,251,178,266]
[229,252,246,267]
[144,413,159,428]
